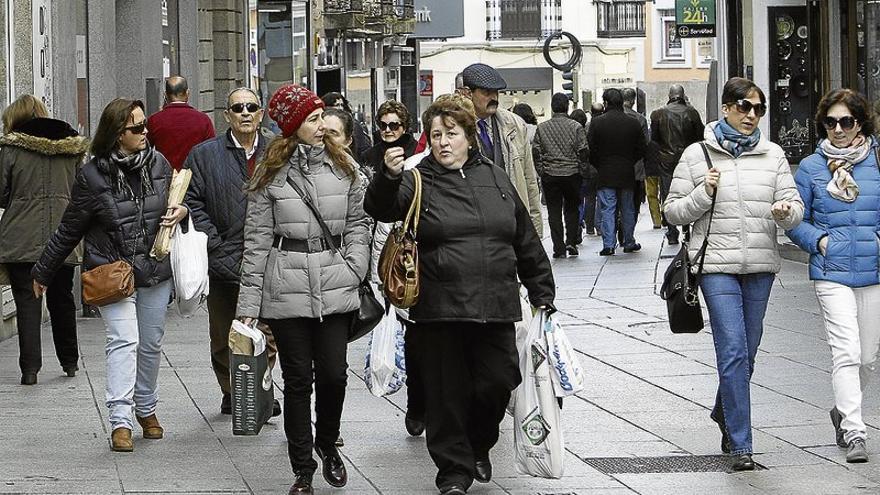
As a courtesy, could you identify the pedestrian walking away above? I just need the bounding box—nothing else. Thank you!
[460,62,543,237]
[365,96,555,495]
[580,102,604,237]
[0,95,87,385]
[651,84,704,245]
[145,76,215,171]
[588,88,647,255]
[183,86,281,418]
[623,88,650,235]
[31,98,189,452]
[236,84,370,495]
[664,77,804,471]
[533,92,588,258]
[786,88,880,464]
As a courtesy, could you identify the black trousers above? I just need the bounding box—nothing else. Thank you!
[7,262,78,374]
[543,174,583,254]
[403,321,425,419]
[409,321,520,491]
[268,312,351,475]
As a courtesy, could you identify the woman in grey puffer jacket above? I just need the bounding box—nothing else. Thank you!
[664,77,803,471]
[236,85,370,495]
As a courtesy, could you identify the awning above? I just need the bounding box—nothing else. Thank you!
[496,67,553,92]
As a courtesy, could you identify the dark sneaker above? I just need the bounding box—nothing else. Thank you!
[599,248,615,256]
[623,243,641,253]
[220,393,232,415]
[553,252,567,259]
[667,236,680,246]
[566,245,579,256]
[731,453,754,471]
[830,408,847,448]
[847,439,868,463]
[272,399,282,417]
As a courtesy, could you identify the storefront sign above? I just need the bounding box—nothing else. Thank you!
[419,71,433,97]
[32,0,53,114]
[675,0,716,38]
[412,0,464,39]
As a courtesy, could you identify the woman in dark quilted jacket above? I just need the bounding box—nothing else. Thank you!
[31,98,188,453]
[0,95,87,386]
[365,96,555,495]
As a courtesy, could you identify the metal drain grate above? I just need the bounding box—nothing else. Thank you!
[581,455,765,474]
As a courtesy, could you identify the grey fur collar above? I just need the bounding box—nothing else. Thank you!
[0,132,89,157]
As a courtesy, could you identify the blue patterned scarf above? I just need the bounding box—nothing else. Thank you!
[713,119,761,158]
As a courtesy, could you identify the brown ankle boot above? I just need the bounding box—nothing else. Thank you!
[136,414,164,439]
[111,427,133,452]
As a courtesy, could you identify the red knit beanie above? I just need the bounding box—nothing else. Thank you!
[267,84,325,138]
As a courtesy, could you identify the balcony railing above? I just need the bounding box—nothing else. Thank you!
[596,1,646,38]
[324,0,363,14]
[499,0,542,40]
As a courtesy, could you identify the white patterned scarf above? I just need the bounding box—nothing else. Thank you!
[821,135,872,202]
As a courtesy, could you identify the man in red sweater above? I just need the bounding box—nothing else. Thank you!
[146,76,215,170]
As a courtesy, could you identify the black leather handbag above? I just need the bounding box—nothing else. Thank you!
[659,143,717,334]
[286,177,383,342]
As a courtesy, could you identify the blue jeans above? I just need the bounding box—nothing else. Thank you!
[700,273,775,455]
[101,280,173,431]
[598,188,635,250]
[578,179,598,232]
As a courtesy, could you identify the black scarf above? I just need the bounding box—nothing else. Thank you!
[102,146,157,200]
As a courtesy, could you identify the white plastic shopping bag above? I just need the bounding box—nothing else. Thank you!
[364,307,407,397]
[508,289,535,414]
[513,309,565,479]
[171,216,210,317]
[545,314,586,397]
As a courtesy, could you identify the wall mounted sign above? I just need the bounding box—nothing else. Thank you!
[676,0,716,38]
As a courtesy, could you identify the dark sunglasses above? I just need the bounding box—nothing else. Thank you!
[822,116,858,131]
[124,122,147,135]
[733,99,767,117]
[228,102,261,113]
[377,121,402,131]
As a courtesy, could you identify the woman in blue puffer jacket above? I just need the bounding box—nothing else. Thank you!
[787,88,880,464]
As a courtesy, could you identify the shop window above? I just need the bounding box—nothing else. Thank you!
[487,0,562,41]
[652,8,689,67]
[596,0,646,38]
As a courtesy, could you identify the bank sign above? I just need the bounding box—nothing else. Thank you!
[676,0,716,38]
[411,0,464,39]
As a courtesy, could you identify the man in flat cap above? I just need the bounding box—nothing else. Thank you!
[460,63,543,236]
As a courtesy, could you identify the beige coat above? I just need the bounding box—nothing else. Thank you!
[663,122,804,274]
[495,108,543,236]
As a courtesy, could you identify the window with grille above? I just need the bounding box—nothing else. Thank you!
[487,0,562,40]
[596,0,646,38]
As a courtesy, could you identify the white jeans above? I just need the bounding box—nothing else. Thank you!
[101,280,173,431]
[815,281,880,443]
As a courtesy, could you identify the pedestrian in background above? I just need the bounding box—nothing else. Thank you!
[460,63,543,236]
[580,102,603,237]
[588,88,646,256]
[360,100,418,176]
[32,98,189,452]
[623,88,649,235]
[664,77,803,470]
[237,84,370,495]
[533,93,588,258]
[146,76,215,171]
[786,88,880,463]
[651,84,704,245]
[0,95,86,385]
[183,87,280,418]
[366,96,555,495]
[511,102,538,144]
[322,92,372,159]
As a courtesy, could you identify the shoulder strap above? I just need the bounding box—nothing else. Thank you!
[694,143,718,280]
[402,169,422,235]
[285,175,340,254]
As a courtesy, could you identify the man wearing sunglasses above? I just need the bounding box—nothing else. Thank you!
[146,76,215,171]
[460,63,543,236]
[183,87,280,418]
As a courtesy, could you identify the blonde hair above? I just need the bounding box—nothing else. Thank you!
[2,95,49,134]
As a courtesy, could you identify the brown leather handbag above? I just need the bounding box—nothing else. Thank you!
[378,169,422,309]
[81,260,135,306]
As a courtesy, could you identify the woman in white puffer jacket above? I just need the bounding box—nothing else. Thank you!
[663,77,803,471]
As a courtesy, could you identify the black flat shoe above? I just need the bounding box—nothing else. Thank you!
[405,414,425,436]
[220,392,231,415]
[440,485,467,495]
[63,366,78,377]
[272,399,282,417]
[731,454,754,471]
[566,245,579,256]
[315,444,347,487]
[21,372,37,385]
[288,472,313,494]
[830,407,847,448]
[623,243,641,253]
[474,458,492,483]
[599,248,615,256]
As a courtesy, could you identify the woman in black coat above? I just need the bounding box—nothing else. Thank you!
[32,98,188,453]
[360,100,418,176]
[365,96,555,495]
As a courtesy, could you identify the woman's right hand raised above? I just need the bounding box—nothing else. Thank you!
[384,146,406,177]
[238,316,255,326]
[704,167,720,195]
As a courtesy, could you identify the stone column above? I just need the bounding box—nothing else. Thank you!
[115,0,163,112]
[178,0,200,102]
[87,0,116,126]
[51,1,77,126]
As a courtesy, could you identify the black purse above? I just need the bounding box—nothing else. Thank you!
[659,143,717,334]
[285,176,383,342]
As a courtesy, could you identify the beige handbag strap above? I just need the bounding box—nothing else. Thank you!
[402,169,422,235]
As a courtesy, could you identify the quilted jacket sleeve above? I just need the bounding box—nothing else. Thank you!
[520,129,544,238]
[32,168,96,285]
[236,186,274,318]
[183,150,223,252]
[341,171,371,281]
[532,126,545,177]
[786,161,824,254]
[662,142,715,226]
[772,152,804,230]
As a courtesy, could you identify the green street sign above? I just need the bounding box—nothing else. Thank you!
[676,0,716,38]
